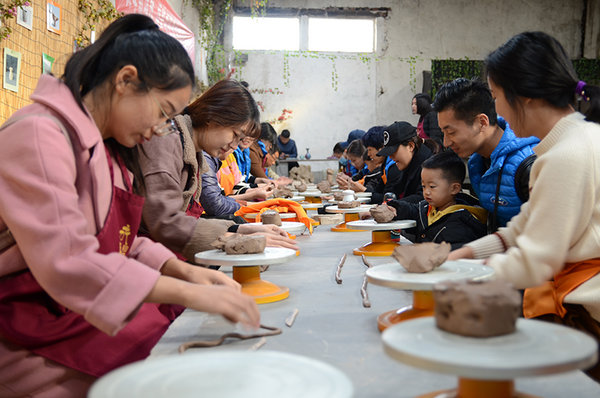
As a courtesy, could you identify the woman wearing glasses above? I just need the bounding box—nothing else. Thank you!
[139,79,298,262]
[0,15,260,396]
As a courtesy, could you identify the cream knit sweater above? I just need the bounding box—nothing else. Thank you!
[467,112,600,321]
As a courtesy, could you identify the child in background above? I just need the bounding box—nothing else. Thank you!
[386,151,487,249]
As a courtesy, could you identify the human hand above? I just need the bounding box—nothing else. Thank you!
[186,265,241,290]
[255,177,276,187]
[336,173,349,189]
[447,246,474,261]
[247,185,274,201]
[184,284,260,328]
[348,180,366,192]
[237,223,299,250]
[162,258,240,290]
[275,176,292,187]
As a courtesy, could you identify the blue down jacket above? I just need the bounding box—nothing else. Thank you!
[468,119,539,227]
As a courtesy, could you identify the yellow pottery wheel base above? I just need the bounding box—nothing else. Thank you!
[418,379,539,398]
[378,291,435,332]
[242,279,289,304]
[233,266,289,304]
[331,222,365,232]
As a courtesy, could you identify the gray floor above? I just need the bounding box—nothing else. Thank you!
[150,223,600,398]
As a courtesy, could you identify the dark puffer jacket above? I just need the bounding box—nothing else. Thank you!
[388,192,487,250]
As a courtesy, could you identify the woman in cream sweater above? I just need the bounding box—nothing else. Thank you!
[449,31,600,381]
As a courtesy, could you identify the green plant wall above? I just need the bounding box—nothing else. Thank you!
[430,58,600,99]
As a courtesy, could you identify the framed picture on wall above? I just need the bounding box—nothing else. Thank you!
[17,5,34,30]
[46,1,61,34]
[3,48,22,93]
[42,53,55,74]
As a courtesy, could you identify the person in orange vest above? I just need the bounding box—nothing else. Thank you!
[447,32,600,381]
[200,149,274,218]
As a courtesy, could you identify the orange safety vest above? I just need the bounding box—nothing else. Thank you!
[235,198,315,234]
[523,258,600,318]
[217,153,243,196]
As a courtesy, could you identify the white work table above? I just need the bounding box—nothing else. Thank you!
[149,226,600,398]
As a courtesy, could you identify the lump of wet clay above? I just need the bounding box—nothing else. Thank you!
[273,187,293,198]
[211,234,266,254]
[326,168,336,185]
[317,180,332,193]
[433,279,521,337]
[370,204,397,223]
[289,165,313,183]
[333,191,345,201]
[261,210,282,226]
[392,242,451,273]
[337,200,361,209]
[293,180,307,192]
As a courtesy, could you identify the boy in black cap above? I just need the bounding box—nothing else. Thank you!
[375,121,435,204]
[384,151,487,249]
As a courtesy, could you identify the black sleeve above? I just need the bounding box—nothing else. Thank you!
[423,112,444,147]
[387,200,420,220]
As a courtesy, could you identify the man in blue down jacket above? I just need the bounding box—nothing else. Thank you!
[434,78,539,231]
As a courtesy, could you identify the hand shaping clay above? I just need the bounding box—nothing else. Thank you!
[370,204,397,223]
[293,180,307,192]
[333,192,345,201]
[273,187,293,198]
[317,180,332,193]
[392,242,451,273]
[261,210,282,226]
[211,234,266,254]
[433,279,521,337]
[337,200,361,209]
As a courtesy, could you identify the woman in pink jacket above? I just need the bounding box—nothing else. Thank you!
[0,14,259,397]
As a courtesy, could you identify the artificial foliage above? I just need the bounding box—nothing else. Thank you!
[0,0,30,41]
[430,58,600,99]
[75,0,122,48]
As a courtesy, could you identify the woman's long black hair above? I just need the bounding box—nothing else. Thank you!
[62,14,195,194]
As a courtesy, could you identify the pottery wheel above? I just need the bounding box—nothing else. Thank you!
[347,219,416,231]
[382,317,598,380]
[366,260,494,291]
[195,247,297,267]
[325,204,376,214]
[89,350,354,398]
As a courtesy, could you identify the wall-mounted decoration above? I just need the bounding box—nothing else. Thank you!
[42,52,54,74]
[46,0,61,34]
[3,48,21,93]
[17,5,33,30]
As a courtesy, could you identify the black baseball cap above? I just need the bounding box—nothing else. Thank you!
[377,121,417,157]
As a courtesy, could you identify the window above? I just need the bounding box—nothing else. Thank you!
[308,18,374,53]
[232,16,299,51]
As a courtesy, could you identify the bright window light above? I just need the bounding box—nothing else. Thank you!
[232,16,299,51]
[308,18,374,52]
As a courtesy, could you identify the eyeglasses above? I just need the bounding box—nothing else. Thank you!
[241,136,255,144]
[149,92,178,136]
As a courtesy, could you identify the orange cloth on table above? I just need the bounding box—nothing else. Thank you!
[235,198,314,234]
[523,258,600,318]
[216,153,243,196]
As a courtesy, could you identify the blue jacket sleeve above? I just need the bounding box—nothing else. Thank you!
[199,152,241,217]
[290,140,298,158]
